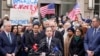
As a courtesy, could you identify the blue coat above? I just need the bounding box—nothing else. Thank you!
[0,31,17,55]
[84,27,100,56]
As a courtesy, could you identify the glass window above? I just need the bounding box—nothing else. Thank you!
[95,0,99,3]
[61,0,76,15]
[94,0,100,17]
[94,5,99,15]
[61,3,75,15]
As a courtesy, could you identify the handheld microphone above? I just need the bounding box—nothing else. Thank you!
[28,42,46,56]
[54,46,62,56]
[29,43,38,53]
[37,42,46,51]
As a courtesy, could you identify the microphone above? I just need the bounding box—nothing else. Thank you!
[32,43,38,51]
[49,43,62,56]
[53,46,62,56]
[37,42,46,51]
[48,43,54,56]
[28,42,46,56]
[30,42,46,52]
[29,43,38,53]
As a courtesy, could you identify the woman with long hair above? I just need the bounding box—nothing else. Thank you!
[69,27,85,56]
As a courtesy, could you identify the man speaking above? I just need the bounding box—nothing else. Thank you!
[39,27,63,56]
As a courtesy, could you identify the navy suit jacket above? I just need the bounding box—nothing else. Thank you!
[84,27,100,56]
[0,31,17,55]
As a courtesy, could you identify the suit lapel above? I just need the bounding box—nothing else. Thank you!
[2,31,10,44]
[91,28,95,40]
[92,28,100,42]
[95,28,100,37]
[44,38,50,51]
[45,37,52,49]
[96,28,100,33]
[30,32,34,42]
[50,38,55,49]
[54,31,57,37]
[44,38,48,47]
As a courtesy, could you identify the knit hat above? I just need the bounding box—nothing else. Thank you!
[67,27,75,33]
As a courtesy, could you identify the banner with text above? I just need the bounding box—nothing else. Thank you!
[10,8,31,25]
[12,0,38,17]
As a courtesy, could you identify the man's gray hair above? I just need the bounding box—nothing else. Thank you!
[3,21,11,26]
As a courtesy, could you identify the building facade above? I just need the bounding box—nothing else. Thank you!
[0,0,99,19]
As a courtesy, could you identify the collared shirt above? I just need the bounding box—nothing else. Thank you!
[96,26,100,32]
[93,26,100,38]
[4,31,10,36]
[46,37,52,48]
[94,26,100,34]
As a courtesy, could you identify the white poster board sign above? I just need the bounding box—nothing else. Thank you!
[10,8,31,25]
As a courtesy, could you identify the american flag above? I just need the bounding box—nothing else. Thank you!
[68,3,81,21]
[40,3,55,18]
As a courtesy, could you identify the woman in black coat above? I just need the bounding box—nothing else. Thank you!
[69,27,85,56]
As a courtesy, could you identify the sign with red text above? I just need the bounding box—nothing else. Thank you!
[12,0,38,17]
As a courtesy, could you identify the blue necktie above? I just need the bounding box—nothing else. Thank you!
[93,28,96,37]
[8,33,12,44]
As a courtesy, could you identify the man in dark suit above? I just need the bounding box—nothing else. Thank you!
[41,21,63,44]
[49,21,63,45]
[39,27,63,56]
[0,21,17,56]
[84,17,100,56]
[49,21,64,55]
[22,23,34,56]
[25,23,42,51]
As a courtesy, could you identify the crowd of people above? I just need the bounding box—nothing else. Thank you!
[0,15,100,56]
